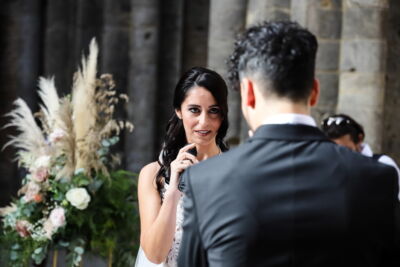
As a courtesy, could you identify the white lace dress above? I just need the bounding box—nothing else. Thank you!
[135,182,184,267]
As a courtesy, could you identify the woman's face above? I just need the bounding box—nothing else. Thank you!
[176,86,223,146]
[332,134,362,152]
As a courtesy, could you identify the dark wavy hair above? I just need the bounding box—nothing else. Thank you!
[227,21,318,102]
[156,67,229,194]
[321,114,365,144]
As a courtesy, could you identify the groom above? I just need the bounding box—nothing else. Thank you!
[178,21,400,266]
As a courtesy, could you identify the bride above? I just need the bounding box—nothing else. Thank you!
[135,67,229,267]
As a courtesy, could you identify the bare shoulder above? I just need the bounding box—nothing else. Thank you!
[138,161,161,188]
[140,161,161,176]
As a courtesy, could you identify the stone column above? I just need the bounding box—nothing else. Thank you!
[247,0,290,26]
[44,0,77,95]
[126,0,159,172]
[382,0,400,161]
[74,0,103,62]
[207,0,247,146]
[337,0,388,152]
[181,0,210,72]
[0,0,42,206]
[101,1,131,96]
[155,0,184,150]
[101,0,131,165]
[291,0,342,124]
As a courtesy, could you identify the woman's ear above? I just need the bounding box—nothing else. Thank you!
[358,133,365,143]
[175,109,182,119]
[355,134,364,152]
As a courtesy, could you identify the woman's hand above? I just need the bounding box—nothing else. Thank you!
[167,143,199,195]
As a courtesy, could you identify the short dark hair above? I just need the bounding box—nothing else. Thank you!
[227,21,318,102]
[321,114,365,144]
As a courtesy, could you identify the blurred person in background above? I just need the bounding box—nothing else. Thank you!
[321,113,400,199]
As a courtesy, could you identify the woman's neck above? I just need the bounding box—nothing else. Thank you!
[196,142,220,161]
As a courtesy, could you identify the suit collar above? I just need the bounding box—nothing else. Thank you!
[249,124,330,142]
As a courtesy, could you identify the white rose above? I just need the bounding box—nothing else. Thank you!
[43,219,55,239]
[66,188,91,210]
[33,155,51,169]
[49,207,66,228]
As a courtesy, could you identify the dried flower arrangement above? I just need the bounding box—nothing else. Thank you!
[0,39,139,267]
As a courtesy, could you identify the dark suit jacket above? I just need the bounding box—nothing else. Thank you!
[178,124,400,267]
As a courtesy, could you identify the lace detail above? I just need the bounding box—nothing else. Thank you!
[162,183,184,267]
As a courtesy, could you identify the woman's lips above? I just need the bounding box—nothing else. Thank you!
[194,130,211,136]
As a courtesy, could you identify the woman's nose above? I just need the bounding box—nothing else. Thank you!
[198,111,208,126]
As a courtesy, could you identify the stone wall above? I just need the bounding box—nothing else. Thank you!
[1,0,400,205]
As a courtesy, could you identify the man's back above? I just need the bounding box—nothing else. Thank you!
[178,124,399,267]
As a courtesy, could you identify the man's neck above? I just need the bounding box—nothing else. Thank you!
[251,100,311,130]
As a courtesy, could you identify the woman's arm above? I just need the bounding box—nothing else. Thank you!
[138,144,198,263]
[138,162,180,263]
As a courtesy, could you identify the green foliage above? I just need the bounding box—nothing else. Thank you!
[1,170,140,266]
[64,170,140,266]
[0,229,42,267]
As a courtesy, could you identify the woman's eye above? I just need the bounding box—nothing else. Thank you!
[188,107,200,113]
[209,108,221,114]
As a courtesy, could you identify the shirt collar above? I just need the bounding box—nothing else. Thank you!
[262,113,317,127]
[360,143,373,157]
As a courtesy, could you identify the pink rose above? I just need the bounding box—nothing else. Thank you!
[15,220,30,237]
[49,207,66,228]
[31,167,49,182]
[23,182,41,202]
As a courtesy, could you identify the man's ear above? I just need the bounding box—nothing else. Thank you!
[309,79,320,107]
[175,109,182,119]
[242,78,256,108]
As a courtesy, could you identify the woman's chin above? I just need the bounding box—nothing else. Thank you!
[190,137,216,147]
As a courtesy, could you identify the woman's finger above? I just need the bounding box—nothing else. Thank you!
[178,143,196,154]
[171,159,191,172]
[181,152,199,164]
[176,159,192,170]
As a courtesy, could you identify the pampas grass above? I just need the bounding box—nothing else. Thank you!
[3,99,47,162]
[3,37,132,179]
[72,39,98,171]
[54,98,76,180]
[37,76,60,131]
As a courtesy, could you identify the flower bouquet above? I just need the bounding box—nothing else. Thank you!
[0,39,139,267]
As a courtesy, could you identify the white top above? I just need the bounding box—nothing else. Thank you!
[263,113,317,127]
[360,143,400,200]
[135,180,183,267]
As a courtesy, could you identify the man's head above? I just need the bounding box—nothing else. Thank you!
[321,114,365,152]
[228,21,319,130]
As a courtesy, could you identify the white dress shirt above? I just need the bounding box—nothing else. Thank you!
[262,113,317,127]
